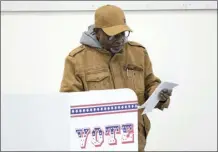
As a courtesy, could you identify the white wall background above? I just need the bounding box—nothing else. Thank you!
[1,1,217,151]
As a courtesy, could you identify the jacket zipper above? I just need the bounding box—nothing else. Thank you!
[109,56,115,89]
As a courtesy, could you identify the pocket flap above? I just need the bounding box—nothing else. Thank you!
[86,72,109,82]
[123,64,143,71]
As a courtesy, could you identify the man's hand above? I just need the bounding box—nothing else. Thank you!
[158,89,172,102]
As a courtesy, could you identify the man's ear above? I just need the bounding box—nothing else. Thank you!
[94,28,100,40]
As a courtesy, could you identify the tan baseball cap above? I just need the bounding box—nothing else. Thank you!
[94,5,132,36]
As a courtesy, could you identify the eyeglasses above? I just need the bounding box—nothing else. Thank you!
[108,31,130,41]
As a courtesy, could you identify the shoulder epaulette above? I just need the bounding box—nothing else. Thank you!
[128,41,145,49]
[69,45,85,57]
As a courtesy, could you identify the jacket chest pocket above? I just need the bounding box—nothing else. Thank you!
[85,71,113,90]
[124,64,144,92]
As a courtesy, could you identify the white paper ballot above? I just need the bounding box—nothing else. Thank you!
[138,81,178,115]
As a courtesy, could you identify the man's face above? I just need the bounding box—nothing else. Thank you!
[96,29,128,54]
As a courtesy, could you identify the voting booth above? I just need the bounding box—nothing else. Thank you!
[1,89,138,151]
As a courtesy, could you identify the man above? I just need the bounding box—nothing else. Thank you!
[60,4,172,151]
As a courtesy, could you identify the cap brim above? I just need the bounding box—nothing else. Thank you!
[102,25,132,36]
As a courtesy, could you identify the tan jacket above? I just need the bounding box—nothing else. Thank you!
[60,41,170,140]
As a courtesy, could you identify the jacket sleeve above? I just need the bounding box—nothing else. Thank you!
[144,49,170,110]
[59,55,84,92]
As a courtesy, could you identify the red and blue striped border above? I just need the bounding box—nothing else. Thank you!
[71,101,138,118]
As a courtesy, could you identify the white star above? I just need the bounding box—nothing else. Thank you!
[121,106,124,109]
[132,105,134,108]
[79,109,82,112]
[97,108,99,111]
[101,107,103,111]
[83,109,86,112]
[114,106,117,109]
[93,108,96,111]
[128,105,130,108]
[125,105,127,109]
[72,110,74,113]
[90,108,93,112]
[75,110,78,113]
[111,107,114,110]
[104,107,107,110]
[108,107,110,110]
[86,109,89,112]
[118,106,120,109]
